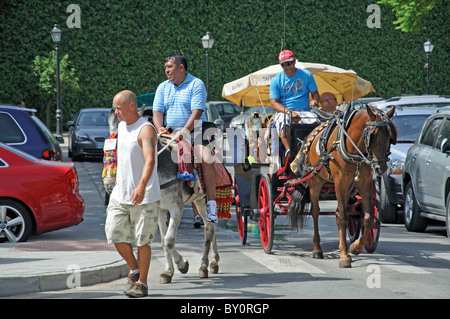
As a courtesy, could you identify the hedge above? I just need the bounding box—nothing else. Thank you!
[1,0,448,131]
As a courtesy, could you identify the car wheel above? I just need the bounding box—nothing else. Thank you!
[378,178,398,223]
[0,199,33,243]
[446,194,450,239]
[404,181,427,232]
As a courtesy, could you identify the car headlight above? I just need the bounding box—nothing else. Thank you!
[389,159,405,175]
[75,133,90,142]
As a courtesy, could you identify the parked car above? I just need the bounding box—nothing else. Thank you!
[67,108,111,160]
[229,106,275,138]
[208,101,241,129]
[402,107,450,237]
[378,107,437,223]
[0,104,62,161]
[370,95,450,109]
[0,143,84,242]
[352,97,384,109]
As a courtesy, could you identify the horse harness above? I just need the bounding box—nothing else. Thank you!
[293,107,392,184]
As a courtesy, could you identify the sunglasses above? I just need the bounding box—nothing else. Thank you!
[281,61,293,67]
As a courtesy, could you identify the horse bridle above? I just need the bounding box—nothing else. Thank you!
[362,119,391,166]
[337,110,393,172]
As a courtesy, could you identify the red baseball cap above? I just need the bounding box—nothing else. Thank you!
[278,50,295,64]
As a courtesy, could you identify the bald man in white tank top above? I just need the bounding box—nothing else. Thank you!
[105,90,161,298]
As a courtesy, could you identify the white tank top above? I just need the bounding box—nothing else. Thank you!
[111,117,161,205]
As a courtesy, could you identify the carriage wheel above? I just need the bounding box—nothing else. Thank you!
[234,181,247,245]
[363,181,381,253]
[258,174,274,254]
[347,214,361,243]
[347,195,362,243]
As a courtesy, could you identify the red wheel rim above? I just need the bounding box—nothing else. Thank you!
[258,177,271,250]
[234,182,245,241]
[364,182,380,253]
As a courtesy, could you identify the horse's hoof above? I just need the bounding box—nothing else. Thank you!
[210,263,219,274]
[199,265,209,278]
[312,251,324,259]
[160,273,172,284]
[199,270,209,278]
[339,259,352,268]
[178,260,189,274]
[349,242,363,256]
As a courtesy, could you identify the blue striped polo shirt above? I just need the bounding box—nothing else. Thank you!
[153,73,207,130]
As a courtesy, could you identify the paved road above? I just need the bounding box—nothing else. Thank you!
[11,156,450,300]
[4,134,449,303]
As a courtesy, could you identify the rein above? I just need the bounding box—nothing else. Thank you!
[291,107,392,185]
[336,110,390,166]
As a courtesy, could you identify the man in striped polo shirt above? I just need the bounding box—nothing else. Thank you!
[153,53,218,223]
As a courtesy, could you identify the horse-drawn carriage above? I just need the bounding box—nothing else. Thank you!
[228,104,396,267]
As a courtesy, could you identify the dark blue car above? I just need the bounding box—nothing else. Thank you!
[0,104,62,161]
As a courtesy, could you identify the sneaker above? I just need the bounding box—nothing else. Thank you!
[124,272,139,294]
[193,215,203,228]
[126,282,148,298]
[206,201,218,223]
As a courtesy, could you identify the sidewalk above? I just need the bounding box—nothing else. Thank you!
[0,134,128,297]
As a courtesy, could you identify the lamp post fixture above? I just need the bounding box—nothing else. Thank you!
[423,39,434,95]
[202,32,214,102]
[51,24,63,143]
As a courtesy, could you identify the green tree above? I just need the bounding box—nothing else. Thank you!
[32,51,80,128]
[378,0,449,32]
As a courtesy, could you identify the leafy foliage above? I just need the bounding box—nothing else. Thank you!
[0,0,449,131]
[378,0,449,33]
[32,51,80,126]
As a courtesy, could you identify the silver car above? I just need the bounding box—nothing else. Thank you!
[67,108,111,160]
[402,107,450,237]
[371,94,450,109]
[378,107,437,223]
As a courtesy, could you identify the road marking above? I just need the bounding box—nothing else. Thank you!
[242,250,326,274]
[370,256,432,274]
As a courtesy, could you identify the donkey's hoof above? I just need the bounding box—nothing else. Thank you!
[339,259,352,268]
[178,260,189,274]
[199,265,209,278]
[349,242,363,256]
[210,263,219,274]
[160,273,172,284]
[312,251,324,259]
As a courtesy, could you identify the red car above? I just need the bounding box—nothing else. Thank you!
[0,143,84,242]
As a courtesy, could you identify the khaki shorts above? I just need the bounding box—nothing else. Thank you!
[274,111,320,136]
[105,197,159,247]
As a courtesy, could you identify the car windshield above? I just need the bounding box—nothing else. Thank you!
[244,107,275,115]
[392,114,430,142]
[77,111,110,127]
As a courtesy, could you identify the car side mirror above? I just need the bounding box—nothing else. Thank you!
[440,138,450,153]
[214,118,224,130]
[67,120,74,126]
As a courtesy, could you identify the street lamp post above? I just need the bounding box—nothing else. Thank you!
[51,24,63,143]
[202,32,214,102]
[423,39,434,95]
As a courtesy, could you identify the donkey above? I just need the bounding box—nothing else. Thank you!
[106,107,219,283]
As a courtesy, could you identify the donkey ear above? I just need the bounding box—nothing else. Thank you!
[366,105,376,121]
[385,106,395,118]
[139,104,145,116]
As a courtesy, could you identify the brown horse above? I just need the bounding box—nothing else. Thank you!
[288,106,396,268]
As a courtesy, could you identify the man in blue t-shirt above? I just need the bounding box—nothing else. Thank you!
[269,50,320,159]
[153,53,218,223]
